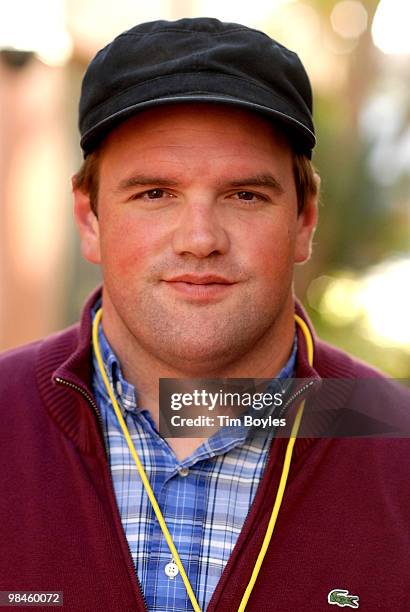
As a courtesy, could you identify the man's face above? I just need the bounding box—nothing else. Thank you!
[75,104,317,373]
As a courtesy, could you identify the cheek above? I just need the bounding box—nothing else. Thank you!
[99,214,164,275]
[241,218,296,280]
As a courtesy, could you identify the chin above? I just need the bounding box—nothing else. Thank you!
[158,334,234,369]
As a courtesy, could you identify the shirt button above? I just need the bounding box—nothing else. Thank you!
[178,467,189,477]
[116,381,122,396]
[165,559,179,579]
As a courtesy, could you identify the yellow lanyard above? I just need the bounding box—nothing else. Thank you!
[92,308,313,612]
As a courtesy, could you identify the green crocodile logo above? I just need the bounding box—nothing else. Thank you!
[328,588,359,609]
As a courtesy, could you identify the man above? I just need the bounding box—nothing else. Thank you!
[0,18,408,612]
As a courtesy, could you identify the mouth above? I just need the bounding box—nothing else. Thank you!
[162,274,237,301]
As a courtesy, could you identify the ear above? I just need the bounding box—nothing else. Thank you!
[72,178,101,264]
[294,173,320,264]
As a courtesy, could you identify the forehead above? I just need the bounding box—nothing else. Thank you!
[99,103,293,166]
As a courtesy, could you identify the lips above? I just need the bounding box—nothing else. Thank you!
[162,274,236,301]
[164,274,234,285]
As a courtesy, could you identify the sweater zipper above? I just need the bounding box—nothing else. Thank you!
[54,376,149,612]
[54,376,105,431]
[278,379,317,418]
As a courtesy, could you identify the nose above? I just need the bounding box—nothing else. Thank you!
[172,197,230,258]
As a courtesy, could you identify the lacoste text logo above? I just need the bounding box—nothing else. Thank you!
[328,588,359,609]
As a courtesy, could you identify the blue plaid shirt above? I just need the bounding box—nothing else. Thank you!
[92,312,296,611]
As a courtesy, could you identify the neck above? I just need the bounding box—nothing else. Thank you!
[100,296,296,437]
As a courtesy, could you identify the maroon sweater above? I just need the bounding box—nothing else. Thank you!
[1,289,409,611]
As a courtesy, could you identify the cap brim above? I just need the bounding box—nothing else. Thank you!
[80,94,315,158]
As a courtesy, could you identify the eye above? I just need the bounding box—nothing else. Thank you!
[237,191,257,201]
[232,191,268,204]
[128,188,174,203]
[145,188,165,199]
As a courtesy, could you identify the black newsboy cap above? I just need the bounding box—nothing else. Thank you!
[79,17,316,158]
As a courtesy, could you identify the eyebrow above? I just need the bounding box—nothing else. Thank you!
[116,175,179,191]
[226,174,284,194]
[115,173,284,193]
